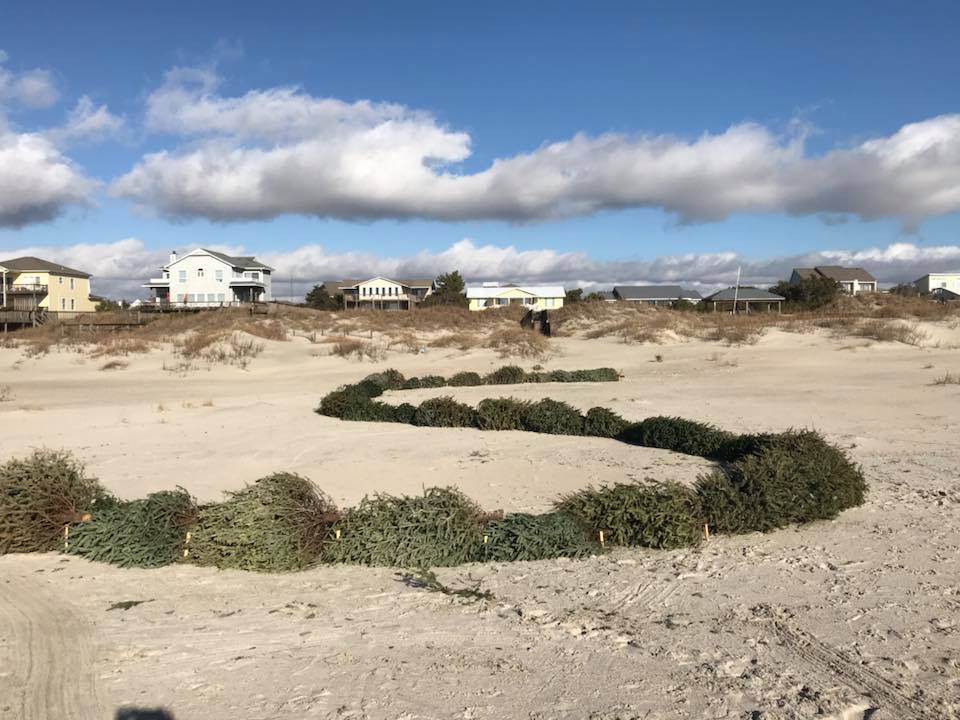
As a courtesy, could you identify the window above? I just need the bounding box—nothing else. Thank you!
[70,278,75,289]
[58,276,63,285]
[215,270,223,282]
[179,270,187,282]
[34,276,41,285]
[70,299,75,310]
[217,293,225,302]
[498,298,509,306]
[60,298,66,310]
[545,298,555,308]
[197,268,204,277]
[207,293,216,302]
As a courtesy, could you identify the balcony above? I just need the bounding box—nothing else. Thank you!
[2,283,48,294]
[144,277,170,287]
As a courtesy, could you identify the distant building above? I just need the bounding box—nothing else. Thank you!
[0,256,97,316]
[325,277,435,310]
[702,287,784,313]
[790,266,877,295]
[914,272,960,296]
[145,249,273,307]
[611,285,702,305]
[465,284,565,311]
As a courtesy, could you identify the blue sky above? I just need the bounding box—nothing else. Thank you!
[1,1,959,297]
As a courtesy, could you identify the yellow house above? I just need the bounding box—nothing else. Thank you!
[0,256,97,314]
[465,284,565,311]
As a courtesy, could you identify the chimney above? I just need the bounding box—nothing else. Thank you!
[169,250,178,265]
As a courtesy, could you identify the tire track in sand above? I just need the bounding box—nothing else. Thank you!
[767,613,941,720]
[0,572,103,720]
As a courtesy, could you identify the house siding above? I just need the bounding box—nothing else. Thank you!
[916,273,960,294]
[7,270,96,313]
[468,288,564,311]
[159,251,272,306]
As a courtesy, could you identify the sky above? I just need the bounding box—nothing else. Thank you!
[1,0,959,299]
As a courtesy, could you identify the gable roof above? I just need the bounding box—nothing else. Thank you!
[813,266,876,283]
[199,248,273,271]
[0,256,91,278]
[329,277,434,290]
[613,285,702,300]
[791,268,817,280]
[703,287,785,302]
[465,285,565,299]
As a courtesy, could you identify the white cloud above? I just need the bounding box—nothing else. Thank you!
[46,96,126,145]
[7,238,956,301]
[0,54,120,227]
[0,128,97,227]
[0,52,58,108]
[112,67,960,226]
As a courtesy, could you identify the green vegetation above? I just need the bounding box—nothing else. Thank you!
[521,398,584,435]
[66,489,197,568]
[324,487,487,567]
[412,397,477,427]
[475,397,530,430]
[189,473,338,572]
[583,406,630,438]
[770,276,840,310]
[482,511,599,562]
[448,371,483,386]
[559,481,704,549]
[0,450,109,554]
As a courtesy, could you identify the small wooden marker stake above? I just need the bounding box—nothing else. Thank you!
[63,525,69,551]
[703,523,710,542]
[483,534,489,544]
[598,530,605,548]
[183,530,192,558]
[335,529,341,540]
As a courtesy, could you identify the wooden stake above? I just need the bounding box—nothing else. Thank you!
[63,525,69,551]
[703,523,710,542]
[598,530,605,548]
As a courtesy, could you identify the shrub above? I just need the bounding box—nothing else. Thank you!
[355,379,386,398]
[66,489,197,568]
[482,512,600,562]
[548,369,574,382]
[393,402,418,424]
[323,487,487,567]
[448,371,483,387]
[189,473,338,572]
[484,365,527,385]
[475,398,530,431]
[401,377,422,390]
[522,399,585,435]
[364,402,401,423]
[558,481,703,549]
[0,450,108,554]
[570,368,620,382]
[419,375,447,388]
[412,397,477,427]
[711,432,780,462]
[362,369,406,391]
[523,371,548,383]
[699,431,866,534]
[619,416,733,458]
[583,406,630,438]
[316,386,375,419]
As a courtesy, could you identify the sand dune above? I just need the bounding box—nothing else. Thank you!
[1,324,959,718]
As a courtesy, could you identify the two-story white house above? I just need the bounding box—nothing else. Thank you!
[325,277,435,310]
[144,249,273,307]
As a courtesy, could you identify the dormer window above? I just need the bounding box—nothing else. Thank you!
[197,268,204,277]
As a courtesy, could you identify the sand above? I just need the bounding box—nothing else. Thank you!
[1,325,959,719]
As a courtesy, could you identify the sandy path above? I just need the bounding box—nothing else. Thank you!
[0,572,105,720]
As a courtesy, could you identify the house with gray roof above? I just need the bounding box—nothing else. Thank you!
[702,287,784,313]
[790,266,877,295]
[611,285,702,305]
[144,249,274,307]
[324,277,435,310]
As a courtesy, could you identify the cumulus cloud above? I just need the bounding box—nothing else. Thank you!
[0,51,59,108]
[0,128,97,227]
[9,238,956,301]
[0,53,121,227]
[112,67,960,226]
